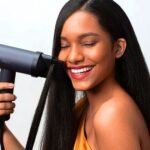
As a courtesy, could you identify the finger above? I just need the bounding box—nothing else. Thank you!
[0,93,16,102]
[0,109,14,116]
[0,102,16,110]
[0,82,14,90]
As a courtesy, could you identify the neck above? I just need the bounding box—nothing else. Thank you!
[85,76,119,116]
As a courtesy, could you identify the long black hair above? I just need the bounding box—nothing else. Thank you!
[25,0,150,149]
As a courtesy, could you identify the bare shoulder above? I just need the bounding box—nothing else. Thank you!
[93,89,150,150]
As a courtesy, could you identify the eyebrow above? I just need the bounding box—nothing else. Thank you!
[61,32,99,40]
[79,32,99,39]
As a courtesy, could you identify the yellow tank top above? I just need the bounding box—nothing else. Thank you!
[73,97,91,150]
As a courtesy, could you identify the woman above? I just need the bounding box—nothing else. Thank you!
[0,0,150,149]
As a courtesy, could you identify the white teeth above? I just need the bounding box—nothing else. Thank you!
[71,67,93,74]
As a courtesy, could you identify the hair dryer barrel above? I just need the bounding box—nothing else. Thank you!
[0,44,55,77]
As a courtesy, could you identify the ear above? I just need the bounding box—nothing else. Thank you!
[114,38,127,58]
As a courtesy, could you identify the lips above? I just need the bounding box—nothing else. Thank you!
[68,66,94,80]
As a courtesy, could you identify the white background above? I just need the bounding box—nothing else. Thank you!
[0,0,149,149]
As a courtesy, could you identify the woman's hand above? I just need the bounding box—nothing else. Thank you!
[0,82,24,149]
[0,82,16,116]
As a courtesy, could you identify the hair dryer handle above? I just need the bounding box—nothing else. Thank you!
[0,69,16,122]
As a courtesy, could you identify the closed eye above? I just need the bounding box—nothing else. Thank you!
[82,41,97,47]
[61,45,70,49]
[61,42,70,49]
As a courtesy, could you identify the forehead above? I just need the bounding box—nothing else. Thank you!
[61,10,106,37]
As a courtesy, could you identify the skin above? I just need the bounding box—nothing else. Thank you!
[59,10,150,150]
[0,83,15,115]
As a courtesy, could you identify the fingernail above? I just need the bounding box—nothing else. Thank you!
[14,95,17,99]
[8,83,14,88]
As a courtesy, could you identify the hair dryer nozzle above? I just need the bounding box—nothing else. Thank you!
[0,44,58,78]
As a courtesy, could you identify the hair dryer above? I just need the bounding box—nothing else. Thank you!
[0,44,58,121]
[0,44,57,78]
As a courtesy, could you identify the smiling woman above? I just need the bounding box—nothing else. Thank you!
[58,8,150,150]
[0,0,150,150]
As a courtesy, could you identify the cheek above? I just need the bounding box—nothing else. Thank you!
[58,50,68,62]
[86,47,116,70]
[85,48,109,63]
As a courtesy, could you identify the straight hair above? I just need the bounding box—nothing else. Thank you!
[26,0,150,149]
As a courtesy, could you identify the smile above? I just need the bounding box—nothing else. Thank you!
[68,66,94,80]
[71,66,93,74]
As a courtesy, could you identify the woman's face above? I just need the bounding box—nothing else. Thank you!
[58,11,117,91]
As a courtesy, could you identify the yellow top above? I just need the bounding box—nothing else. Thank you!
[73,97,91,150]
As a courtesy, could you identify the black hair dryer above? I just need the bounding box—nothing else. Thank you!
[0,44,56,121]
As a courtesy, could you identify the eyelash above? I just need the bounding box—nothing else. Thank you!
[60,41,97,49]
[82,42,97,47]
[61,45,70,49]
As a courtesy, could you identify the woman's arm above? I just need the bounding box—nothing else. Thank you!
[94,112,141,150]
[93,97,149,150]
[3,125,24,150]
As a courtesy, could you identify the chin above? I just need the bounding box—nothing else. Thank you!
[73,83,92,91]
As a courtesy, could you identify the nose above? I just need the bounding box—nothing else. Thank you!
[67,45,84,64]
